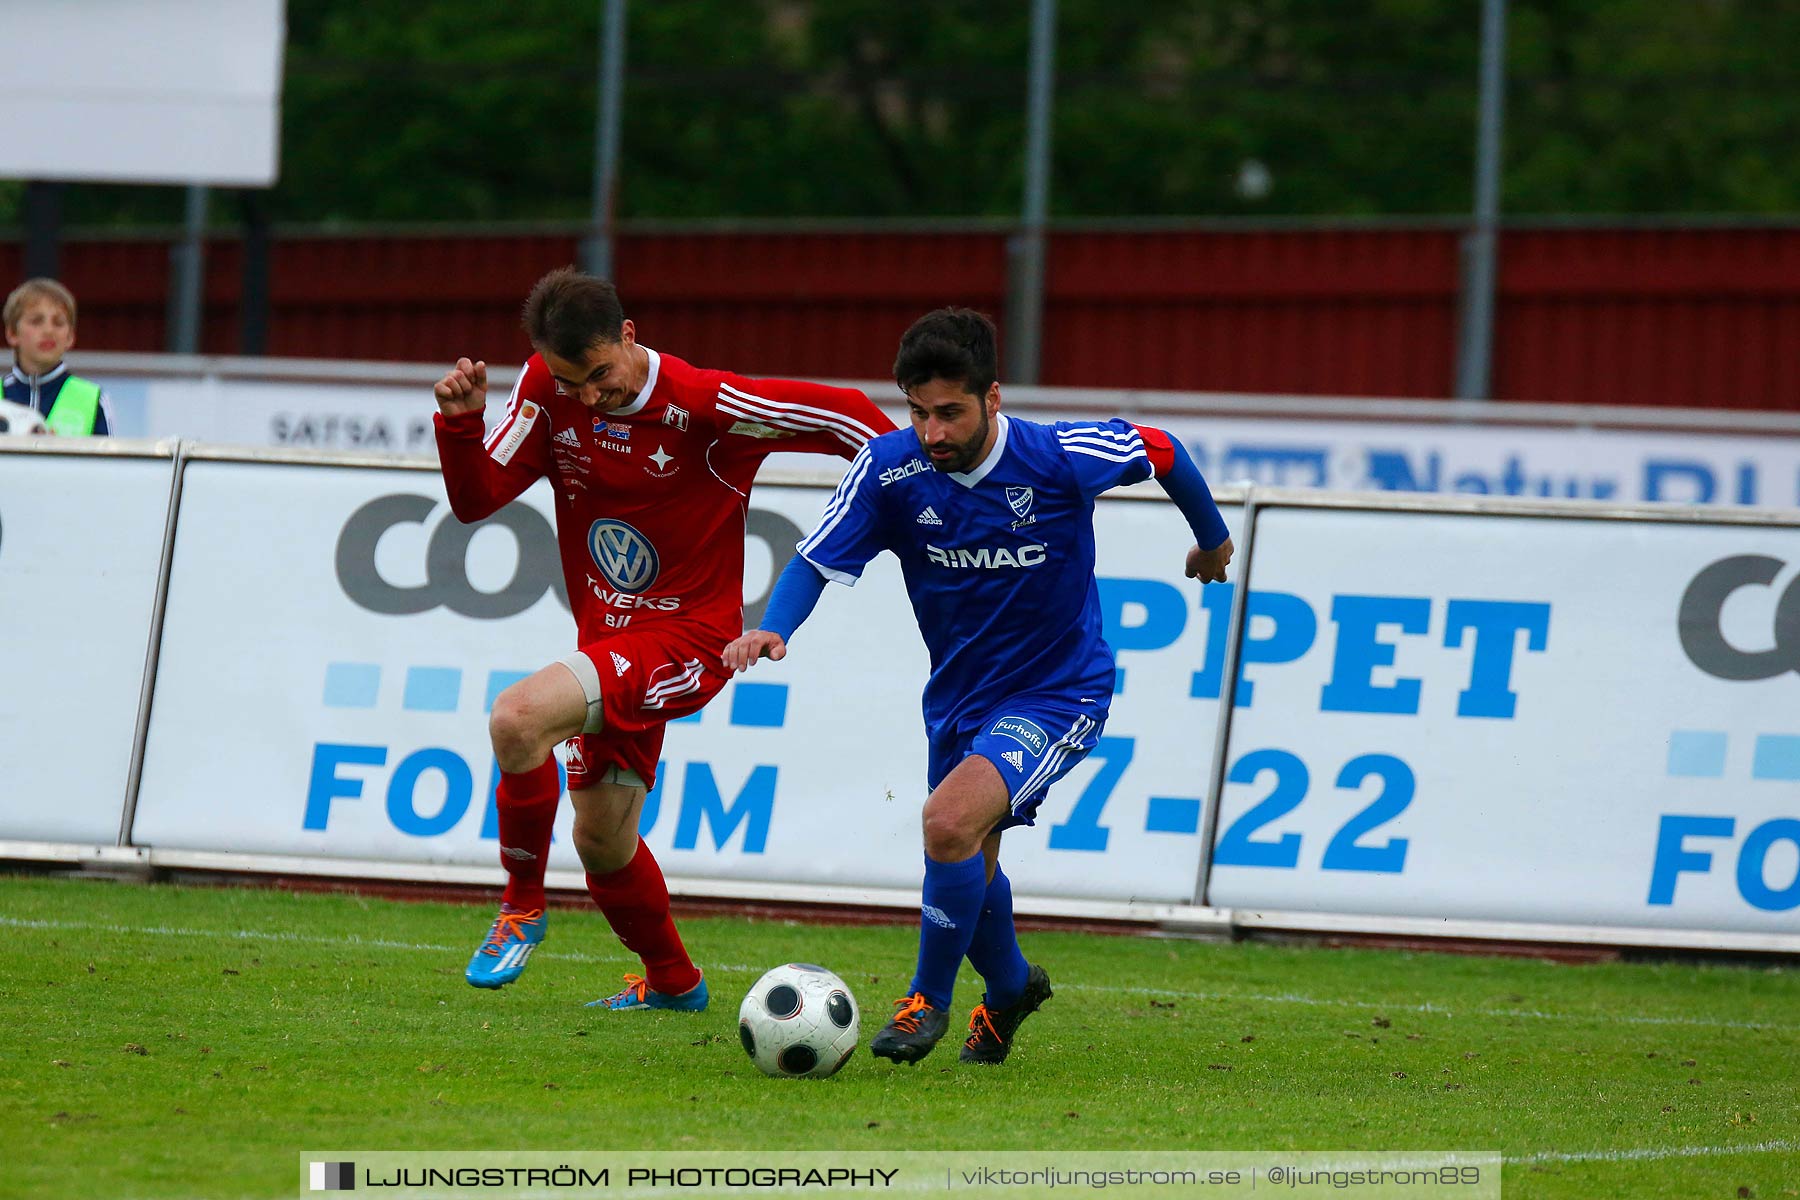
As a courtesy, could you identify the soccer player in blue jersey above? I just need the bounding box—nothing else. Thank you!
[724,308,1233,1065]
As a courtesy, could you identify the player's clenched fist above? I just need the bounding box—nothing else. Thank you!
[434,357,488,417]
[1185,536,1233,584]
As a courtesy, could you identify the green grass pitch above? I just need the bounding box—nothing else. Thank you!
[4,873,1796,1199]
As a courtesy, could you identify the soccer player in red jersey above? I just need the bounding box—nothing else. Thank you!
[433,267,895,1009]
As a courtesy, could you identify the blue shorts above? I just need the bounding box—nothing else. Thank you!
[927,694,1109,832]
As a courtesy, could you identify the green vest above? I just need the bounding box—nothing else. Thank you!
[44,376,102,436]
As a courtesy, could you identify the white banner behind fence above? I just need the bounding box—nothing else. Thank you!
[1209,505,1800,933]
[0,449,173,842]
[85,357,1800,507]
[131,456,1237,903]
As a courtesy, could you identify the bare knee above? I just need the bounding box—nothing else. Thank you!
[921,801,981,863]
[489,685,556,774]
[573,814,637,875]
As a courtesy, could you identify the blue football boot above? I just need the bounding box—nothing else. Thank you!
[465,907,546,989]
[585,971,709,1011]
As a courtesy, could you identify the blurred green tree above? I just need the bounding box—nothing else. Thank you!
[4,0,1796,228]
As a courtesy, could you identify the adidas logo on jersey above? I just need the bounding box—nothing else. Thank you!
[1002,750,1024,771]
[915,506,943,526]
[921,904,957,930]
[552,426,582,448]
[610,651,632,676]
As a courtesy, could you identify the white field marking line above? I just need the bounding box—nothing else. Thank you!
[2,916,632,969]
[1056,982,1796,1033]
[1513,1138,1800,1165]
[10,916,1792,1034]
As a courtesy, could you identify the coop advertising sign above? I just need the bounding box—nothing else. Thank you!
[132,458,1238,904]
[1208,504,1800,933]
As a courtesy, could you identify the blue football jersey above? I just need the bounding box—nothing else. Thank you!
[798,413,1157,732]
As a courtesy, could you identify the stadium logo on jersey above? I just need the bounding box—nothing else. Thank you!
[879,458,929,486]
[727,419,797,440]
[588,519,660,594]
[663,404,690,432]
[553,426,582,448]
[991,716,1048,757]
[1002,749,1025,772]
[1006,486,1035,519]
[915,506,943,526]
[925,543,1046,570]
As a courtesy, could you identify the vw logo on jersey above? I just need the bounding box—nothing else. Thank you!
[587,519,660,594]
[1006,486,1035,519]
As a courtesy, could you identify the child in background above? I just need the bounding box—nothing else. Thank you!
[3,278,113,436]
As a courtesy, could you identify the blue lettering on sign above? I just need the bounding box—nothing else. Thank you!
[1644,460,1715,504]
[1366,449,1440,493]
[1214,749,1308,868]
[386,748,472,836]
[304,742,775,855]
[1647,815,1800,911]
[1214,749,1416,873]
[1188,584,1318,709]
[1641,459,1761,505]
[1220,444,1329,487]
[672,764,776,853]
[1443,599,1552,718]
[1366,449,1621,499]
[1096,578,1187,653]
[1046,737,1133,852]
[304,743,387,829]
[1184,586,1550,717]
[1320,595,1431,714]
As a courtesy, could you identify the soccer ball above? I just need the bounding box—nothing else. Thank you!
[737,963,859,1079]
[0,400,49,436]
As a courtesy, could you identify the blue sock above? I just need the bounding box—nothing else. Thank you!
[963,865,1030,1009]
[908,851,987,1010]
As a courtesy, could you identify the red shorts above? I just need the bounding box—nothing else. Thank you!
[559,622,729,792]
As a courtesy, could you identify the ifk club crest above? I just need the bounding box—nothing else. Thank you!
[1006,486,1034,519]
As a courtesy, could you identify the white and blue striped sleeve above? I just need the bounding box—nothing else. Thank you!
[1053,419,1156,501]
[796,444,885,585]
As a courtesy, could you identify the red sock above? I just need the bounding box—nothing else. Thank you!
[496,758,560,911]
[585,839,701,996]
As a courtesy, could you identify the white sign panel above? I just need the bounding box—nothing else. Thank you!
[0,450,173,842]
[1208,506,1800,932]
[132,457,1235,902]
[1,1,284,186]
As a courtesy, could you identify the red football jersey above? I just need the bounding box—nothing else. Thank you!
[435,347,894,645]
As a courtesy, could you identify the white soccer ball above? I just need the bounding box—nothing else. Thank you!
[0,399,49,436]
[737,963,860,1079]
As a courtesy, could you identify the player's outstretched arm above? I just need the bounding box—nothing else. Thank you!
[724,555,829,673]
[1142,429,1232,583]
[434,357,487,417]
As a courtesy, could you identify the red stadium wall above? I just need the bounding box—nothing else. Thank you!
[2,223,1794,410]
